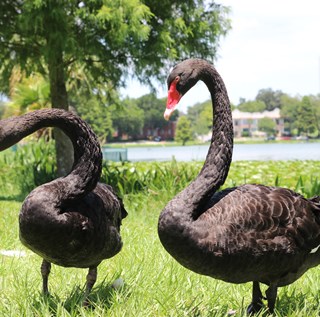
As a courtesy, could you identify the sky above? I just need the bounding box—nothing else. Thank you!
[121,0,320,113]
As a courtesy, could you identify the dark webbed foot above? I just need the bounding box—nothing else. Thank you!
[82,266,97,307]
[41,259,51,295]
[247,301,264,315]
[247,282,278,315]
[247,281,265,315]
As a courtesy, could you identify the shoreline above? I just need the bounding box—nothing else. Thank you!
[103,138,320,148]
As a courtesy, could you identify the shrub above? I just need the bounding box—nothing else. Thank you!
[0,139,56,196]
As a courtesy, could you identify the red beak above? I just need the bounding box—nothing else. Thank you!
[164,82,182,120]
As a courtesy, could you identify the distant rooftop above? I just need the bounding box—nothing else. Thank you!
[232,108,281,119]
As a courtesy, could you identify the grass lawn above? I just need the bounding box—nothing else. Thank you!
[0,160,320,316]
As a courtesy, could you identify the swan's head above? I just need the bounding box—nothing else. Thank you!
[164,59,199,120]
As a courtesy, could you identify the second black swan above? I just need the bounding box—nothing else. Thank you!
[158,58,320,314]
[0,109,127,305]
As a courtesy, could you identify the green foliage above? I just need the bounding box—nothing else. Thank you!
[0,1,230,171]
[4,73,50,117]
[72,94,114,142]
[101,159,200,197]
[134,93,178,130]
[187,100,212,135]
[0,139,56,196]
[255,88,284,111]
[258,117,276,136]
[241,130,250,137]
[295,96,317,136]
[1,140,319,200]
[101,159,320,199]
[112,99,145,140]
[224,160,320,198]
[0,1,230,95]
[237,100,266,113]
[280,94,302,135]
[174,116,193,145]
[280,94,320,137]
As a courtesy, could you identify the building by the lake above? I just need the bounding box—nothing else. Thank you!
[232,108,285,138]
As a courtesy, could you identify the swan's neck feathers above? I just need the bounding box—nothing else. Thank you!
[0,109,102,202]
[160,62,233,225]
[184,65,233,214]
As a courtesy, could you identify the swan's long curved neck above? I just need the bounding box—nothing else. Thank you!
[0,109,102,202]
[167,63,233,220]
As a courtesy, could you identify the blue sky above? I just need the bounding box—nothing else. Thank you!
[121,0,320,113]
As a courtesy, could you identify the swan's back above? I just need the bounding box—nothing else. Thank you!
[200,184,320,250]
[180,184,320,284]
[20,182,127,268]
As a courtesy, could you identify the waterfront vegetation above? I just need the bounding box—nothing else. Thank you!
[0,142,320,316]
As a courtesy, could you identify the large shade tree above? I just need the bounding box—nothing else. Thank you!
[255,88,284,111]
[0,0,231,175]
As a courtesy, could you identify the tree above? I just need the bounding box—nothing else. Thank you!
[256,88,284,111]
[295,96,316,136]
[4,72,50,117]
[0,0,230,175]
[258,117,276,136]
[136,93,179,135]
[71,94,114,143]
[136,94,169,129]
[280,94,301,135]
[175,116,193,145]
[187,100,212,135]
[309,94,320,137]
[112,99,144,139]
[237,100,266,113]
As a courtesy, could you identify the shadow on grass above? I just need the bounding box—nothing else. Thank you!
[275,289,320,316]
[185,289,320,317]
[32,279,130,314]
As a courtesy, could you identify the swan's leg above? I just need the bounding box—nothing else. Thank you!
[247,281,264,315]
[83,266,97,306]
[265,284,278,314]
[41,259,51,295]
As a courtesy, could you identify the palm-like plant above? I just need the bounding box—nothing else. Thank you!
[5,69,50,117]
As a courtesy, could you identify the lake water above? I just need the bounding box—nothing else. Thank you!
[111,142,320,162]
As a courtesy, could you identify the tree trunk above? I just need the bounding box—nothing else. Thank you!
[48,52,74,177]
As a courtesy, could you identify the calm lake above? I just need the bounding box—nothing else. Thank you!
[104,142,320,162]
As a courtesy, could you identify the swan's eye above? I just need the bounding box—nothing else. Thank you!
[174,76,180,83]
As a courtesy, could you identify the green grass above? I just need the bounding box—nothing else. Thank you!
[0,160,320,316]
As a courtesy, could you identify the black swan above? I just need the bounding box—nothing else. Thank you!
[158,58,320,314]
[0,109,127,305]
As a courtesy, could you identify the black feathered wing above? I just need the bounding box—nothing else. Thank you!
[198,184,320,256]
